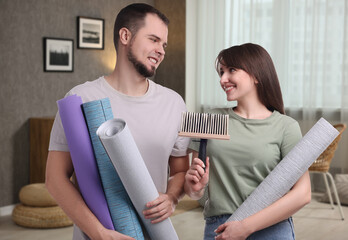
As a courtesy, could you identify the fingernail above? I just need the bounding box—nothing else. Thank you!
[202,163,205,168]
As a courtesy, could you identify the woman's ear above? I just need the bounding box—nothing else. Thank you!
[119,27,132,46]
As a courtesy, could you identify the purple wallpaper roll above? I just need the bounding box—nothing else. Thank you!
[57,94,114,230]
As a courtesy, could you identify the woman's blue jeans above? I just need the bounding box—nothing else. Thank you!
[204,214,295,240]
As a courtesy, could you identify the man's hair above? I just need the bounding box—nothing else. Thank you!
[113,3,169,51]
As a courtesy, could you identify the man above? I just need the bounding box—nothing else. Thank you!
[46,3,190,240]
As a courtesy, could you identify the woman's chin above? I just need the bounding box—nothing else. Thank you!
[226,96,236,102]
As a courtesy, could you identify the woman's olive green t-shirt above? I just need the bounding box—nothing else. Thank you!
[190,108,302,218]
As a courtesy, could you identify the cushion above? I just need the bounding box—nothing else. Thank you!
[320,174,348,205]
[19,183,57,207]
[12,204,73,228]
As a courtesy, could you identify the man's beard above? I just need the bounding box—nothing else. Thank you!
[127,45,156,78]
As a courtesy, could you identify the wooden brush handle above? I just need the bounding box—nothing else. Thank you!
[198,139,208,171]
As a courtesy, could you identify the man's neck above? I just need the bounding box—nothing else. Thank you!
[105,61,149,97]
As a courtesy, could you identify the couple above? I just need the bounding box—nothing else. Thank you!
[46,3,310,240]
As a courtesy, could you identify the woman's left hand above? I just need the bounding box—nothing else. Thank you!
[214,221,250,240]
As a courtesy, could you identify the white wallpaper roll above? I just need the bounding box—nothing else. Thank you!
[97,118,179,240]
[227,118,339,222]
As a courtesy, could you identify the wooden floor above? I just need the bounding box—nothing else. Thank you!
[1,193,347,240]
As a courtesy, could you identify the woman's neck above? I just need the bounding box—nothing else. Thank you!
[234,102,272,120]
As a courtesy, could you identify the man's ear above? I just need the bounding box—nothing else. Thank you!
[119,27,132,46]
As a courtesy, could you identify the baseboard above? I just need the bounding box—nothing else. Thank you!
[0,204,15,217]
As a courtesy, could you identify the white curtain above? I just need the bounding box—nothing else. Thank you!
[186,0,348,174]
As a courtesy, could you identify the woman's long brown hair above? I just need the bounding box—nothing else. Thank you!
[216,43,285,114]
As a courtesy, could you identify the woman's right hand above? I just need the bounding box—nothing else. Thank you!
[185,157,209,195]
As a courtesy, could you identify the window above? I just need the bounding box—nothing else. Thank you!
[186,0,348,111]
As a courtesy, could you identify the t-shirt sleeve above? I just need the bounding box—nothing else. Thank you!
[171,135,191,157]
[170,95,191,157]
[280,120,302,158]
[48,91,74,152]
[48,111,69,152]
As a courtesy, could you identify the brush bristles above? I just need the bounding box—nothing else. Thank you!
[179,112,230,140]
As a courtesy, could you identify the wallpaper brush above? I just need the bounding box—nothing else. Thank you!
[179,112,230,168]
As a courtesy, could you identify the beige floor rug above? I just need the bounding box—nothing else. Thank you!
[172,195,201,216]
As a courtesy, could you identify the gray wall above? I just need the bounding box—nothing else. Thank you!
[0,0,185,207]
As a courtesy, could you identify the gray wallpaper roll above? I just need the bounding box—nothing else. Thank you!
[227,118,339,222]
[97,118,179,240]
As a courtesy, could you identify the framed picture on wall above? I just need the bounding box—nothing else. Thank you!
[43,37,74,72]
[77,16,104,49]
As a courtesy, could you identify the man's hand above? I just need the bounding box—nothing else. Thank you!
[97,228,135,240]
[142,193,177,224]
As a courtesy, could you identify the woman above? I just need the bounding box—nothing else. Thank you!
[184,43,311,240]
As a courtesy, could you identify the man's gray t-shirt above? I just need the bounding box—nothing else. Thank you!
[49,77,190,239]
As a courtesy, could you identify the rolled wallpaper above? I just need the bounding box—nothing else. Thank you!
[97,118,179,240]
[227,118,339,222]
[82,99,144,239]
[57,94,114,230]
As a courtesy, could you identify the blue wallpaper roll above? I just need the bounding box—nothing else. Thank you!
[82,99,144,240]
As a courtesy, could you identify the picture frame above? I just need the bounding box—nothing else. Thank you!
[77,16,104,49]
[43,37,74,72]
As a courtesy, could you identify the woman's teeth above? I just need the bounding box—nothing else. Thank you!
[224,86,234,92]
